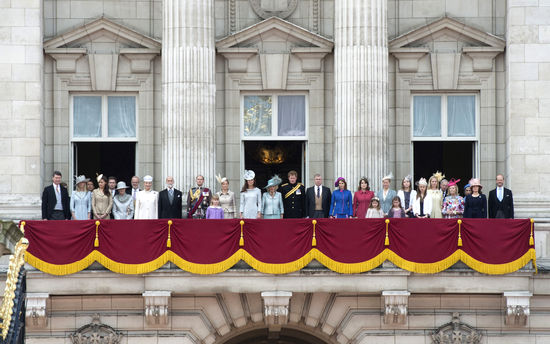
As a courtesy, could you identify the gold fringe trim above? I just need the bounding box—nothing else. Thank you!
[25,249,537,276]
[242,250,314,274]
[387,250,461,274]
[312,249,388,274]
[168,250,243,275]
[459,249,537,275]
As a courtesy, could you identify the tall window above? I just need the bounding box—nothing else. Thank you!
[411,94,479,187]
[72,95,137,140]
[242,94,307,139]
[412,94,477,140]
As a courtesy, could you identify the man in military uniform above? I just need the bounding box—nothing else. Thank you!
[186,175,211,219]
[280,170,306,218]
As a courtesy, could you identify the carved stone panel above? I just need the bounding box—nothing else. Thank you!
[382,291,410,325]
[261,291,292,326]
[143,291,171,328]
[249,0,298,20]
[26,293,49,329]
[432,313,482,344]
[504,291,531,326]
[70,314,123,344]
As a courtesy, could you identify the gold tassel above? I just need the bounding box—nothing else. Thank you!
[19,221,25,234]
[529,218,534,246]
[457,219,463,247]
[167,220,172,248]
[94,220,100,247]
[239,220,245,247]
[384,219,390,246]
[312,220,317,247]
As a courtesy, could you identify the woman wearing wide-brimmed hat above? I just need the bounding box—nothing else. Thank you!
[70,175,91,220]
[463,178,487,218]
[113,181,134,219]
[261,175,284,219]
[329,177,353,218]
[240,170,262,219]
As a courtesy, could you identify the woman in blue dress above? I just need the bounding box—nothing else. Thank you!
[240,170,262,219]
[376,173,397,216]
[463,178,487,218]
[70,175,91,220]
[329,177,353,218]
[262,175,284,219]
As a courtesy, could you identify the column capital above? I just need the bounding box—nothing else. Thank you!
[261,291,292,326]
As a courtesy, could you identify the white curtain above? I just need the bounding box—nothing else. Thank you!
[448,95,475,137]
[108,96,136,137]
[278,95,306,136]
[243,96,272,137]
[413,96,441,137]
[73,96,102,137]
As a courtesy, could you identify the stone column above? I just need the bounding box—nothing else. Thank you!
[0,0,43,220]
[162,0,216,190]
[334,0,389,191]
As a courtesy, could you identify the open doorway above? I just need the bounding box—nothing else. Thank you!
[413,141,475,192]
[73,142,136,188]
[243,141,305,189]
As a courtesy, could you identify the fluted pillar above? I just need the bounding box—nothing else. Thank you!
[162,0,216,189]
[334,0,389,191]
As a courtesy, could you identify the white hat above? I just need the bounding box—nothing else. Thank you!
[243,170,255,181]
[143,175,153,182]
[382,172,394,181]
[116,181,129,190]
[417,178,428,186]
[75,175,89,185]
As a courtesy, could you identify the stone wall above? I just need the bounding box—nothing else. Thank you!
[0,0,43,220]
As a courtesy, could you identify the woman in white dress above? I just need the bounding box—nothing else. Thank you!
[239,170,261,219]
[113,181,134,219]
[216,175,236,219]
[135,175,158,219]
[427,172,444,218]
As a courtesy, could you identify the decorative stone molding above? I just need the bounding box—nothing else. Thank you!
[217,48,258,73]
[143,291,171,327]
[25,293,49,329]
[89,54,119,91]
[463,47,503,72]
[261,291,292,326]
[120,49,161,73]
[382,291,410,325]
[45,48,86,73]
[432,312,482,344]
[292,48,331,72]
[504,291,531,326]
[390,48,429,73]
[249,0,298,20]
[70,314,123,344]
[431,52,461,90]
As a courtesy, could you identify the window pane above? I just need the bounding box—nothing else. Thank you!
[243,96,272,137]
[73,96,102,137]
[108,96,136,137]
[278,95,306,136]
[413,96,441,137]
[448,95,476,137]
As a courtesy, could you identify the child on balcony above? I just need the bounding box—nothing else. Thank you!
[387,196,406,218]
[365,197,385,218]
[206,194,224,219]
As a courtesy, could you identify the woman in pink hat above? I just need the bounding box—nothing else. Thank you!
[329,177,353,218]
[463,178,487,218]
[441,178,464,218]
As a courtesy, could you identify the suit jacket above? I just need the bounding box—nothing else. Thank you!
[305,185,332,218]
[488,187,514,219]
[41,184,71,220]
[158,188,183,219]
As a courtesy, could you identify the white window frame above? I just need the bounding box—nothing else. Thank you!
[410,93,479,141]
[70,93,139,142]
[240,93,309,141]
[409,93,481,179]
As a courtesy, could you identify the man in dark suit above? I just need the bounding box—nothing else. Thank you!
[41,170,71,220]
[488,174,514,219]
[158,176,183,219]
[305,173,332,218]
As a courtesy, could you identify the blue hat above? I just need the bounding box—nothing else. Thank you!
[265,175,282,189]
[464,183,471,189]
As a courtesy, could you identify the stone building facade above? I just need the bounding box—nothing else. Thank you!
[0,0,550,343]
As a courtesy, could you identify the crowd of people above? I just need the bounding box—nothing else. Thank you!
[41,169,514,221]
